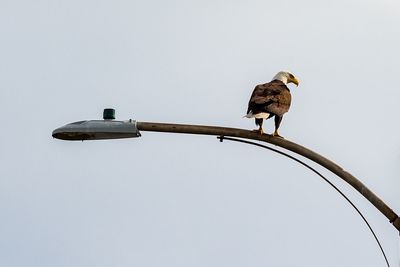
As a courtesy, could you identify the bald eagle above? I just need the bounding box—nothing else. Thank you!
[245,71,299,137]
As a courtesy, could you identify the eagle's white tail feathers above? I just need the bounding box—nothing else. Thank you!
[244,111,270,119]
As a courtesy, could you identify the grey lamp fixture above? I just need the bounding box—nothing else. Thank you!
[52,108,141,141]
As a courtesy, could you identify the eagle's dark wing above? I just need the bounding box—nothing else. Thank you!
[247,80,291,117]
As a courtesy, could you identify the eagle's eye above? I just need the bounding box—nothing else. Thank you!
[289,73,294,79]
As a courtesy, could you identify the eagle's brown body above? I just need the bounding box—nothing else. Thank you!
[246,79,292,136]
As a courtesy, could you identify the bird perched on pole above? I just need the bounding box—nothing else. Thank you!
[245,71,299,137]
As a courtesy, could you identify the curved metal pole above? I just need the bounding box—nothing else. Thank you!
[136,121,400,232]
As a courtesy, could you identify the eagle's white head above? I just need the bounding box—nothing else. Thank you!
[272,71,299,86]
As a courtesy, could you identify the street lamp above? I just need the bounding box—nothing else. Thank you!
[52,108,400,233]
[52,108,141,141]
[52,108,400,266]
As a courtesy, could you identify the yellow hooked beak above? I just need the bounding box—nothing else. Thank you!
[290,76,300,86]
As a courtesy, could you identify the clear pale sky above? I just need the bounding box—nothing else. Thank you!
[1,0,399,266]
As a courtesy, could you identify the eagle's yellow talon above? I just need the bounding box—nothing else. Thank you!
[254,127,264,135]
[272,131,284,138]
[252,129,264,135]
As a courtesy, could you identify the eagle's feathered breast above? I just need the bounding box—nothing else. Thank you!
[247,80,291,117]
